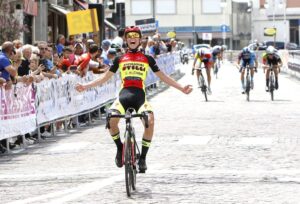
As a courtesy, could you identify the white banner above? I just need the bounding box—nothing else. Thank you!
[0,84,36,140]
[35,72,119,125]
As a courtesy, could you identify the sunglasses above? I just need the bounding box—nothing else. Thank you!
[126,32,141,39]
[39,47,48,51]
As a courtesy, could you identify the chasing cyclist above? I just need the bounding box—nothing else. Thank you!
[76,26,192,173]
[212,45,225,74]
[262,46,282,91]
[192,47,213,94]
[237,46,258,94]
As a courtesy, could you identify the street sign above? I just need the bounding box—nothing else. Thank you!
[221,24,227,32]
[264,27,276,36]
[135,18,156,33]
[202,33,212,40]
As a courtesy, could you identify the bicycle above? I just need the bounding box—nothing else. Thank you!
[213,58,221,79]
[106,108,149,197]
[238,63,251,101]
[267,64,276,101]
[193,67,208,102]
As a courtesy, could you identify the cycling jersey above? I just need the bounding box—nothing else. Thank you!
[238,50,256,68]
[110,50,160,90]
[212,46,222,62]
[109,50,160,114]
[194,48,213,67]
[262,53,282,66]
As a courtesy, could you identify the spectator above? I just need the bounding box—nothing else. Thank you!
[101,39,111,59]
[0,41,18,89]
[112,27,125,49]
[37,41,58,79]
[18,44,32,76]
[13,39,23,50]
[74,44,99,77]
[57,46,74,73]
[74,42,84,59]
[140,37,149,54]
[55,34,66,55]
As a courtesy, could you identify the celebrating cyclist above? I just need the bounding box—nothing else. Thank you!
[192,47,213,94]
[262,46,282,91]
[76,26,192,173]
[237,46,257,94]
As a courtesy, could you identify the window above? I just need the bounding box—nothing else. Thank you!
[202,0,222,14]
[155,0,176,14]
[131,0,152,15]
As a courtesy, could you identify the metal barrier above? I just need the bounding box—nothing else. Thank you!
[0,52,183,154]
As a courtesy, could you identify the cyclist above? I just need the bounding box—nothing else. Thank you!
[262,46,282,91]
[237,46,257,94]
[76,26,192,173]
[192,47,213,94]
[212,45,225,71]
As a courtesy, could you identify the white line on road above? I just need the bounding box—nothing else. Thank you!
[7,175,123,204]
[237,137,273,146]
[178,136,212,145]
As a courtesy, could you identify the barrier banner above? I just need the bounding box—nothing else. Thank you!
[36,73,118,125]
[0,84,36,140]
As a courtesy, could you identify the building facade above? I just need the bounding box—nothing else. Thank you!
[252,0,300,46]
[124,0,252,49]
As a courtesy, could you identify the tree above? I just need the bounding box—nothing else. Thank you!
[0,0,25,44]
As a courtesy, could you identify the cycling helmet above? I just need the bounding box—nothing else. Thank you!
[266,46,276,54]
[221,45,227,51]
[242,46,250,53]
[198,48,207,56]
[124,26,142,38]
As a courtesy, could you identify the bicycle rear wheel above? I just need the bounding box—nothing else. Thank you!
[245,76,251,101]
[124,131,133,197]
[269,75,275,101]
[199,74,208,101]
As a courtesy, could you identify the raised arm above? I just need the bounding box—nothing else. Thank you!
[155,70,192,94]
[75,70,114,92]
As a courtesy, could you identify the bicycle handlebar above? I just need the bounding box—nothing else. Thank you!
[106,111,149,129]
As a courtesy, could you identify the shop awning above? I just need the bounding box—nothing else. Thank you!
[49,4,70,15]
[105,19,117,31]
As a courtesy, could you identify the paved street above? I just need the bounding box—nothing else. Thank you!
[1,61,300,204]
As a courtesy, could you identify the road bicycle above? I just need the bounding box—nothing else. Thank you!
[106,108,149,197]
[267,64,276,101]
[243,64,252,101]
[193,67,208,101]
[213,58,221,79]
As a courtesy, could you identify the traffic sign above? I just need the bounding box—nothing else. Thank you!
[221,24,227,32]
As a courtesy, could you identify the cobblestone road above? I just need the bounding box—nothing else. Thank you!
[1,62,300,204]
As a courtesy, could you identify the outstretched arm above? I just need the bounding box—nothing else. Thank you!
[76,70,114,92]
[155,71,192,94]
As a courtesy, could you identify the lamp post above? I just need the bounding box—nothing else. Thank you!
[116,0,125,28]
[279,0,287,49]
[220,0,227,46]
[264,0,276,46]
[192,0,196,45]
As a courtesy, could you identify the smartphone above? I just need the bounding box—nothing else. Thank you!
[69,65,77,71]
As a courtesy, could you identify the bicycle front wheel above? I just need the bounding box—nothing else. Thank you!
[124,131,133,197]
[246,76,251,101]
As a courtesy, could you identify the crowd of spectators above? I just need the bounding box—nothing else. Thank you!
[0,29,182,154]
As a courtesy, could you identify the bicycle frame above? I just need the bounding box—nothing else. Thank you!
[268,64,276,101]
[106,108,149,197]
[194,67,208,101]
[244,64,251,101]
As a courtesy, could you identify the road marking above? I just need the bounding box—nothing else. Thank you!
[237,137,273,146]
[178,136,211,145]
[48,142,90,153]
[7,174,123,204]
